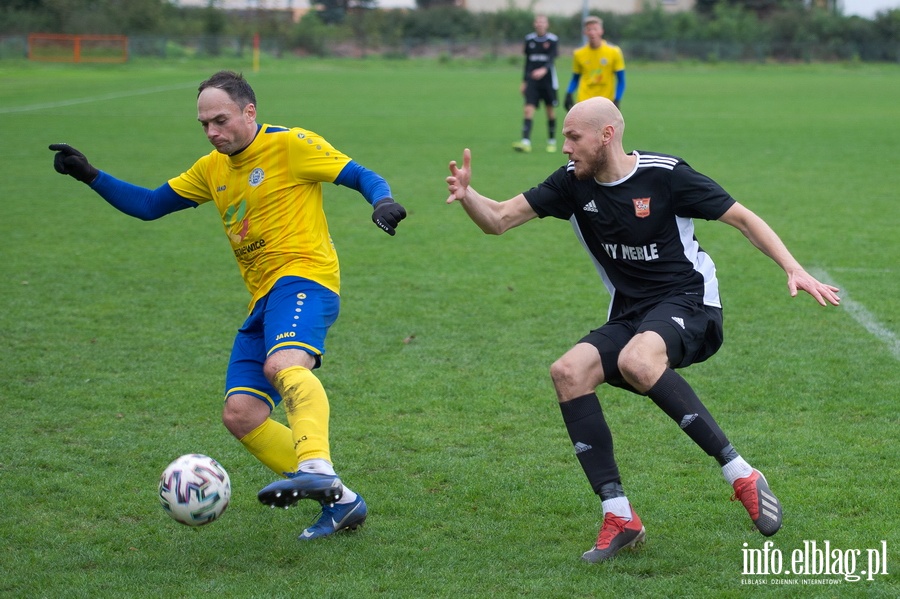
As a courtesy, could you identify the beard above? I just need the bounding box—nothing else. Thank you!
[572,146,608,181]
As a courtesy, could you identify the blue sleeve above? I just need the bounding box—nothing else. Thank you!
[333,160,392,207]
[90,171,197,221]
[567,74,580,94]
[615,70,626,102]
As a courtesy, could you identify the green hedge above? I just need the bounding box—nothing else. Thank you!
[2,3,899,62]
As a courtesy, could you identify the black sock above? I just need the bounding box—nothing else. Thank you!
[522,118,533,140]
[647,369,730,458]
[548,118,556,140]
[717,443,739,466]
[559,393,620,494]
[598,480,625,500]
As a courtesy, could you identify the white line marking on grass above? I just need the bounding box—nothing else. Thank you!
[0,83,197,114]
[810,267,900,361]
[829,267,896,274]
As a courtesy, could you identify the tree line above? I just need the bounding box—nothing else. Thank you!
[2,1,899,62]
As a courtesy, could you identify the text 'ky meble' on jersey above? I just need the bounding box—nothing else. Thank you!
[523,151,736,318]
[167,124,352,311]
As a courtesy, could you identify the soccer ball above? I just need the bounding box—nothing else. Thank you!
[158,454,231,526]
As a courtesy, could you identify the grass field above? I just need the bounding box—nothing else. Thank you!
[1,56,898,598]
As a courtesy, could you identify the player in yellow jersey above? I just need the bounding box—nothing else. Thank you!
[564,16,626,111]
[50,70,406,541]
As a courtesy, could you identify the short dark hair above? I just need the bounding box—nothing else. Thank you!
[198,70,257,110]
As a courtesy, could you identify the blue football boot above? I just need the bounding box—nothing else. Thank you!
[258,471,343,508]
[299,495,368,540]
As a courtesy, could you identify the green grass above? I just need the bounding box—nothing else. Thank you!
[1,57,898,598]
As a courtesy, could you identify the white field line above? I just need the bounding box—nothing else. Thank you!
[810,267,900,361]
[0,82,197,114]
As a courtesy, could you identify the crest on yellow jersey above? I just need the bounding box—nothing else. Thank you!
[249,167,265,187]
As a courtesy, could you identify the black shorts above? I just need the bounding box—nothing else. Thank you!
[579,294,724,391]
[524,77,558,108]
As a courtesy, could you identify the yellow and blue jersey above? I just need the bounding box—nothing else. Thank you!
[572,41,625,103]
[168,124,351,310]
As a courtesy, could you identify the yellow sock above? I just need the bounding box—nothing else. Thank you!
[273,365,331,464]
[239,418,297,476]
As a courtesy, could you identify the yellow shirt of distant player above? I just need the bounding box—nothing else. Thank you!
[168,124,351,311]
[572,41,625,102]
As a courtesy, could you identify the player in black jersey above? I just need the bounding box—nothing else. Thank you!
[446,97,840,562]
[513,15,560,154]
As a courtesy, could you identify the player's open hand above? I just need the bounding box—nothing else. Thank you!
[49,143,99,184]
[788,269,841,307]
[446,148,472,204]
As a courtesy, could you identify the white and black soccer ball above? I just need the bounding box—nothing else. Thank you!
[158,454,231,526]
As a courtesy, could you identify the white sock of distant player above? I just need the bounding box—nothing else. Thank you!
[601,496,632,520]
[298,458,358,504]
[721,456,753,485]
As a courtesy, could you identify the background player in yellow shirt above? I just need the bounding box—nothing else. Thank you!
[564,16,626,110]
[50,70,406,541]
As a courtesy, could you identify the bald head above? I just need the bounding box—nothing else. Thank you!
[566,97,624,143]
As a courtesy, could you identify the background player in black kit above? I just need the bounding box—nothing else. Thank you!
[513,14,559,154]
[447,97,840,562]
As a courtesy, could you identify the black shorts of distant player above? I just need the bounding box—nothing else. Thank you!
[524,77,558,109]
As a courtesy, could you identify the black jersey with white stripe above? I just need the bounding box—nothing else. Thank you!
[523,151,736,314]
[523,31,559,85]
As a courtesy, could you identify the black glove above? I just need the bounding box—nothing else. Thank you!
[49,143,99,184]
[372,198,406,236]
[564,93,574,111]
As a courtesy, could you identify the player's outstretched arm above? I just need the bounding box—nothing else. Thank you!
[446,148,537,235]
[719,203,840,307]
[49,143,196,220]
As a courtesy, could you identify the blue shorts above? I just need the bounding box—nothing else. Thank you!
[224,277,340,410]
